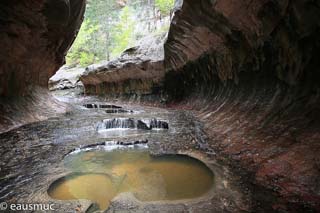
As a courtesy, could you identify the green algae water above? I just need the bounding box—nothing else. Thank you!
[48,148,214,210]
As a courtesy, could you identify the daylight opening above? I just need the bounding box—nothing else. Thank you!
[48,0,174,93]
[68,0,174,67]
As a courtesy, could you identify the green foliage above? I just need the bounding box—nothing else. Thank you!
[66,0,174,67]
[110,6,135,57]
[67,0,120,66]
[66,19,100,67]
[155,0,174,16]
[79,52,95,66]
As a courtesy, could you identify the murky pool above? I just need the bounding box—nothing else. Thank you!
[48,148,214,210]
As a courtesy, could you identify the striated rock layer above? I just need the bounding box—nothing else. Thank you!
[0,0,85,132]
[80,34,166,96]
[164,0,320,212]
[0,87,68,134]
[0,0,86,96]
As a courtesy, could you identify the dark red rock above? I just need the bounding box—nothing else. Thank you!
[164,0,320,211]
[0,0,85,96]
[0,0,85,132]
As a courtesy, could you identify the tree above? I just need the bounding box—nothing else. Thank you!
[85,0,120,60]
[65,0,174,67]
[110,6,135,57]
[66,19,100,66]
[155,0,174,16]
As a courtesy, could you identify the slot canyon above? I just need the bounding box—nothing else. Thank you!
[0,0,319,212]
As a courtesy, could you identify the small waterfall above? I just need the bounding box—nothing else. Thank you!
[96,121,107,130]
[105,109,133,114]
[96,118,169,131]
[102,118,135,129]
[149,119,169,129]
[99,105,122,109]
[83,104,123,109]
[67,140,149,155]
[83,104,98,108]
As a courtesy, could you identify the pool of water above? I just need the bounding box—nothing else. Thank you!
[48,148,214,210]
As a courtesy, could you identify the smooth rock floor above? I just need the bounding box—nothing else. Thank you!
[0,92,250,212]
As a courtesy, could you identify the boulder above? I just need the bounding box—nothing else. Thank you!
[49,66,85,91]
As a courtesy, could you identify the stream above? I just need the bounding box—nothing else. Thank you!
[0,91,249,212]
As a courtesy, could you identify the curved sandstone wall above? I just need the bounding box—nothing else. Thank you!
[164,0,320,212]
[0,0,85,96]
[0,0,85,132]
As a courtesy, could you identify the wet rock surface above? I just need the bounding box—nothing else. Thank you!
[0,94,250,212]
[83,104,123,109]
[82,103,134,114]
[105,109,133,114]
[0,87,68,134]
